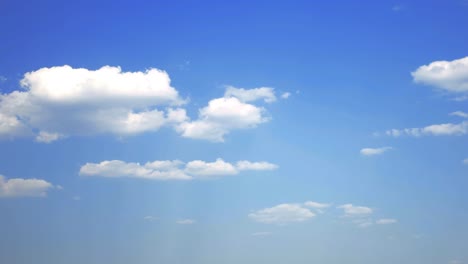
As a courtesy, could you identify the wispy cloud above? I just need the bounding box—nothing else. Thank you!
[176,219,195,225]
[360,147,392,156]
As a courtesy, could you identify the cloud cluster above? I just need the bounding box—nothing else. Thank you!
[0,175,57,198]
[249,201,330,224]
[79,158,278,180]
[0,65,284,143]
[412,56,468,94]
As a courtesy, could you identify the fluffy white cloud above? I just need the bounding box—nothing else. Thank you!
[376,218,398,225]
[0,175,56,198]
[0,65,185,142]
[248,203,316,224]
[386,121,468,137]
[412,56,468,93]
[176,219,195,224]
[80,158,278,180]
[1,66,280,143]
[224,86,276,103]
[177,97,270,142]
[338,204,373,217]
[360,147,393,156]
[450,111,468,118]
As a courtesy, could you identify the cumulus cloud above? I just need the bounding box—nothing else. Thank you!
[248,203,316,224]
[79,158,278,180]
[338,204,373,217]
[376,218,398,225]
[0,175,56,198]
[412,56,468,94]
[224,86,276,103]
[1,67,280,143]
[176,97,271,142]
[0,65,185,142]
[386,121,468,137]
[176,219,195,224]
[360,147,393,156]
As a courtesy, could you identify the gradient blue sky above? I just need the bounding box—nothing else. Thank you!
[1,1,468,264]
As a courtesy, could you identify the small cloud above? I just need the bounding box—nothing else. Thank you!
[0,175,57,198]
[251,231,272,236]
[281,92,291,99]
[0,76,6,82]
[353,218,373,228]
[144,216,158,221]
[360,147,392,156]
[338,204,373,217]
[463,158,468,165]
[450,111,468,118]
[249,203,315,224]
[72,196,81,201]
[376,218,398,225]
[176,219,195,225]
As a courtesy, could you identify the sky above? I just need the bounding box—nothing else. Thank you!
[0,0,468,263]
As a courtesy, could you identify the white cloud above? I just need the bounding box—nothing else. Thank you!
[248,203,316,224]
[1,67,280,143]
[304,201,331,209]
[35,131,65,143]
[177,97,270,142]
[376,218,398,225]
[450,111,468,118]
[281,92,291,99]
[79,160,191,180]
[185,158,238,177]
[0,175,56,198]
[411,56,468,94]
[176,219,195,224]
[386,121,468,137]
[338,204,373,217]
[251,231,272,236]
[224,86,276,103]
[360,147,393,156]
[236,161,278,171]
[0,65,185,142]
[80,158,278,180]
[463,158,468,165]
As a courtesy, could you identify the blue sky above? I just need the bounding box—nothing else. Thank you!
[1,0,468,263]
